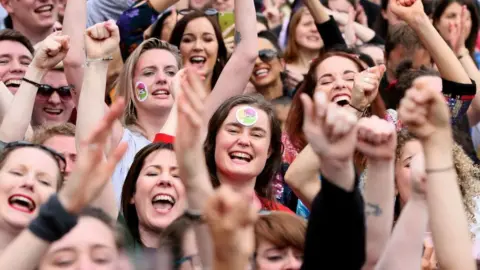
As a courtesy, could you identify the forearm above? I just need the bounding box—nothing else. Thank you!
[0,67,46,142]
[423,134,475,270]
[375,198,428,270]
[75,62,109,146]
[363,159,395,268]
[0,230,50,270]
[158,102,177,136]
[284,144,321,209]
[353,22,376,43]
[304,0,330,24]
[319,159,356,192]
[204,0,256,121]
[459,53,480,126]
[410,14,470,83]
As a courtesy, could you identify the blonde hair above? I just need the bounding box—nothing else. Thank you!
[114,38,182,135]
[31,123,76,144]
[396,130,480,234]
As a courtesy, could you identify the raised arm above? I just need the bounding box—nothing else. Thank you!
[304,0,330,23]
[0,33,69,142]
[356,117,396,269]
[284,144,321,209]
[0,99,127,269]
[390,0,470,84]
[399,77,475,270]
[376,153,429,270]
[62,0,86,103]
[204,0,257,121]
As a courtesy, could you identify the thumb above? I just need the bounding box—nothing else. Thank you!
[348,6,355,22]
[300,93,315,127]
[104,20,119,37]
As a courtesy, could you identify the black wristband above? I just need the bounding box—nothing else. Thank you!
[28,195,78,242]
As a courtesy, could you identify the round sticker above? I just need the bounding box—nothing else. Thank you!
[135,82,148,102]
[236,106,258,126]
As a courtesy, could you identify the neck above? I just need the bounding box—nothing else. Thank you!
[138,225,162,248]
[256,78,284,100]
[295,48,319,70]
[0,224,21,254]
[135,107,170,141]
[12,19,51,45]
[216,170,257,198]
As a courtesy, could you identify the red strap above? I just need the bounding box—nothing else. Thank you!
[153,133,175,144]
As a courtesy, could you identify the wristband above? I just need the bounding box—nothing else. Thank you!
[28,194,78,242]
[183,209,203,223]
[426,166,454,174]
[84,56,113,67]
[154,133,175,144]
[348,103,370,117]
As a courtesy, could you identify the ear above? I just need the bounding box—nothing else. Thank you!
[129,196,135,205]
[280,58,286,69]
[0,0,14,14]
[381,10,387,20]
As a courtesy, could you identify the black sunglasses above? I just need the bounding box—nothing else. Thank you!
[259,49,278,62]
[177,8,218,16]
[22,78,73,101]
[3,141,66,173]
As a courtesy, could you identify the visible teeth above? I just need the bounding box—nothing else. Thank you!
[153,90,169,96]
[190,56,206,63]
[9,196,34,211]
[44,108,62,114]
[230,152,252,161]
[332,95,350,104]
[5,79,21,87]
[36,5,53,12]
[307,36,319,41]
[255,69,268,76]
[152,194,175,205]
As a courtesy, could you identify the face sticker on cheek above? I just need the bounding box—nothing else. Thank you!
[135,82,148,102]
[236,106,258,126]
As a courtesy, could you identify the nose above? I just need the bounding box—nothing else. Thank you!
[333,76,347,89]
[283,253,302,270]
[237,131,251,147]
[47,91,61,104]
[156,176,173,187]
[193,39,204,52]
[76,255,95,270]
[65,156,75,175]
[9,60,26,75]
[20,174,35,191]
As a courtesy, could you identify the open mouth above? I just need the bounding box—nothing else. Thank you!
[8,194,35,213]
[307,36,320,42]
[34,4,54,14]
[189,56,206,68]
[152,194,176,213]
[4,79,22,88]
[43,108,63,116]
[229,151,253,163]
[332,94,351,106]
[254,68,269,78]
[152,89,170,97]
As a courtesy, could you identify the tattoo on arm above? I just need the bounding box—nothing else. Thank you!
[365,202,383,217]
[234,31,242,45]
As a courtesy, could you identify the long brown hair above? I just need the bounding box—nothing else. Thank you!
[203,95,283,201]
[120,142,175,246]
[285,51,387,152]
[254,212,307,252]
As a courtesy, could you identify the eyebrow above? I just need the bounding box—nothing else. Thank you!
[402,155,413,163]
[183,32,215,37]
[225,122,267,133]
[145,165,178,171]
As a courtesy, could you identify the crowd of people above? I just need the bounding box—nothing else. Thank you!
[0,0,478,269]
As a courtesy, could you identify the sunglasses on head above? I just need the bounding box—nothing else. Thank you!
[3,141,66,173]
[177,8,218,16]
[23,77,73,101]
[258,49,278,62]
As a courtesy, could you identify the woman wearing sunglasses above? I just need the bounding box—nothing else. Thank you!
[169,0,257,94]
[250,31,291,101]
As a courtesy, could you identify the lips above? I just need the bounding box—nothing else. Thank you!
[151,193,176,214]
[332,94,351,105]
[43,108,63,115]
[229,151,253,164]
[34,4,54,13]
[4,79,22,88]
[8,194,35,213]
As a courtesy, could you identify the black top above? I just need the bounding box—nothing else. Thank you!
[301,174,365,270]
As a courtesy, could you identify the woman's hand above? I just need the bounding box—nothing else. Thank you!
[31,32,70,71]
[175,69,208,180]
[448,5,469,56]
[204,185,257,266]
[85,20,120,59]
[351,64,385,110]
[389,0,425,25]
[398,77,451,141]
[58,99,128,214]
[356,116,396,161]
[344,7,358,47]
[171,68,187,99]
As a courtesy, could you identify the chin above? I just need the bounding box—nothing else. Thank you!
[4,213,34,230]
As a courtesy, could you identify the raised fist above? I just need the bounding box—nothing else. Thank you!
[85,20,120,59]
[32,32,70,71]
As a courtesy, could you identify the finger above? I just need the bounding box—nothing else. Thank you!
[105,19,119,37]
[314,91,327,118]
[180,80,205,121]
[423,245,434,260]
[300,93,315,127]
[186,68,208,101]
[178,91,203,129]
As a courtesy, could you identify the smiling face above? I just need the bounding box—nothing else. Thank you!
[435,2,472,44]
[314,55,360,104]
[180,17,219,81]
[395,139,423,206]
[132,49,178,113]
[214,105,272,184]
[250,38,284,89]
[294,12,323,51]
[359,45,385,66]
[132,149,186,232]
[0,40,32,94]
[42,135,76,180]
[39,216,119,270]
[31,70,75,127]
[212,0,234,12]
[4,0,57,32]
[0,147,59,231]
[256,239,303,270]
[189,0,210,9]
